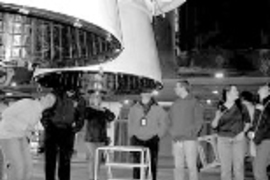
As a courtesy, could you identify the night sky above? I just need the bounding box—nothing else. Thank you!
[179,0,270,50]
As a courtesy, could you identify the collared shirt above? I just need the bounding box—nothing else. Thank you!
[128,102,167,140]
[0,99,43,139]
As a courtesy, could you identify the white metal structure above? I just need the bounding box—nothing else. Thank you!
[0,0,123,44]
[142,0,186,16]
[34,0,166,85]
[95,146,152,180]
[197,134,220,172]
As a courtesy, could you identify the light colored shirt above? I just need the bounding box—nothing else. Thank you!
[0,98,43,139]
[128,103,167,140]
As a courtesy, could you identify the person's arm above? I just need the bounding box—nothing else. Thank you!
[241,105,251,134]
[211,110,223,129]
[166,106,173,131]
[194,101,204,135]
[104,108,116,122]
[72,97,86,133]
[127,106,135,139]
[253,104,270,145]
[247,108,261,139]
[249,108,261,131]
[157,106,168,138]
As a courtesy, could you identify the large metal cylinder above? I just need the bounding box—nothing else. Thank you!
[0,0,123,69]
[0,0,122,44]
[34,0,163,94]
[87,0,162,83]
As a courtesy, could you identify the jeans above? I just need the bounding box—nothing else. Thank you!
[1,137,32,180]
[131,135,159,180]
[85,142,104,180]
[217,135,246,180]
[44,127,75,180]
[253,140,270,180]
[172,140,198,180]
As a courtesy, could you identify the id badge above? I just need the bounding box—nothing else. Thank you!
[140,117,147,126]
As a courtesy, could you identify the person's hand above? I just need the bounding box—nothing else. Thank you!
[255,104,264,110]
[211,110,223,128]
[248,131,255,140]
[215,110,223,119]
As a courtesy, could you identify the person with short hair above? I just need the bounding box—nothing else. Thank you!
[84,93,115,180]
[128,91,167,180]
[248,83,270,180]
[167,80,204,180]
[41,89,86,180]
[0,92,56,180]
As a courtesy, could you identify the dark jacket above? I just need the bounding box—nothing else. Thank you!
[215,103,250,137]
[251,95,270,145]
[84,107,115,143]
[41,93,86,133]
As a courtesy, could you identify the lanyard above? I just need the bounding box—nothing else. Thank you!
[139,103,153,126]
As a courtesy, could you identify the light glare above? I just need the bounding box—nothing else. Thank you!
[215,72,224,78]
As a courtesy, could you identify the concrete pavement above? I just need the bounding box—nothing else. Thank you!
[31,154,226,180]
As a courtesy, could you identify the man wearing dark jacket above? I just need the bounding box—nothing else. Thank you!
[41,89,86,180]
[84,93,115,180]
[248,83,270,180]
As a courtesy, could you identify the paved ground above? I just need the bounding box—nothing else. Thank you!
[32,157,217,180]
[28,132,255,180]
[30,154,255,180]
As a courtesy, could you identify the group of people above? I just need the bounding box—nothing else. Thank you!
[0,89,115,180]
[128,80,270,180]
[212,83,270,180]
[128,80,204,180]
[0,79,270,180]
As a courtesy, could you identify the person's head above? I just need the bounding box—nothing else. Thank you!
[174,80,190,98]
[257,83,270,101]
[89,93,102,107]
[140,91,153,105]
[240,91,254,104]
[39,93,56,110]
[222,85,239,103]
